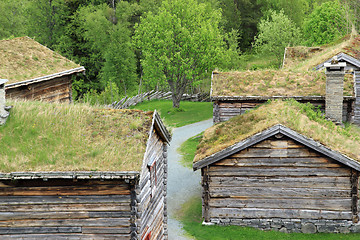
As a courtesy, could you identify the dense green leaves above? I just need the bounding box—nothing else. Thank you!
[134,0,225,107]
[253,10,302,65]
[303,0,347,45]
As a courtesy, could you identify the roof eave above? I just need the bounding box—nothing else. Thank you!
[5,67,85,89]
[211,96,355,101]
[0,171,140,180]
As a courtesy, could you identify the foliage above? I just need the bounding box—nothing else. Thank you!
[131,100,212,127]
[303,0,347,46]
[262,0,309,27]
[253,10,302,65]
[179,197,360,240]
[178,133,203,169]
[74,2,138,95]
[134,0,225,108]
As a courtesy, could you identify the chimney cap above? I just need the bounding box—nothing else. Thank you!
[0,79,8,86]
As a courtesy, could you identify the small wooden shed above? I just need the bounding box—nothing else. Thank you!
[194,100,360,233]
[0,101,170,239]
[0,37,85,102]
[211,70,355,124]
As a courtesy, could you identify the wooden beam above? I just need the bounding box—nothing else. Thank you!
[351,169,359,223]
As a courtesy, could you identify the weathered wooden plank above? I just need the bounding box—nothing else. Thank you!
[0,211,131,221]
[0,218,130,227]
[351,169,359,223]
[0,203,130,212]
[210,186,350,198]
[209,198,352,211]
[0,195,131,205]
[209,166,351,177]
[214,157,344,168]
[0,234,130,239]
[231,147,321,158]
[219,102,243,108]
[251,139,304,149]
[0,184,130,196]
[82,227,130,234]
[209,176,350,189]
[0,227,82,234]
[209,207,352,220]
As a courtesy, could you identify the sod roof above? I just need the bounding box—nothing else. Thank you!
[0,100,158,172]
[211,70,354,97]
[283,35,360,71]
[194,100,360,164]
[0,37,83,85]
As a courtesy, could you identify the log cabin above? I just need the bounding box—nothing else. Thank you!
[0,37,85,103]
[212,35,360,125]
[0,100,171,239]
[193,99,360,233]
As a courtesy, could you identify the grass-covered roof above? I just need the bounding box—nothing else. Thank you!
[211,70,354,97]
[0,37,81,85]
[194,99,360,163]
[283,35,360,71]
[0,100,154,172]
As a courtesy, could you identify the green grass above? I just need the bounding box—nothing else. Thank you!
[177,133,203,169]
[180,197,360,240]
[0,100,151,172]
[132,100,213,127]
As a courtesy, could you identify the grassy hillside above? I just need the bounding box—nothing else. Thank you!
[0,100,152,172]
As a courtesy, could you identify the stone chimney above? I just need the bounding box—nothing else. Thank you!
[324,61,346,124]
[0,79,10,125]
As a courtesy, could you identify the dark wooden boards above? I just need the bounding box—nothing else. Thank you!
[202,136,356,223]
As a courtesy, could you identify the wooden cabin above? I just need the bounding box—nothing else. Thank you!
[0,101,170,239]
[0,37,85,102]
[194,100,360,233]
[212,35,360,125]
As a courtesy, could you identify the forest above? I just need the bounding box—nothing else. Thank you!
[1,0,359,107]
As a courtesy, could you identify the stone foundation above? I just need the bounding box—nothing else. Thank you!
[206,218,360,233]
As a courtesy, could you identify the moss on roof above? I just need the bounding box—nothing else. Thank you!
[283,35,360,71]
[0,100,153,172]
[0,37,80,85]
[211,70,354,97]
[194,99,360,163]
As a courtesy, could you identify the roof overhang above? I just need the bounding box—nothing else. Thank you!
[193,124,360,171]
[0,171,139,180]
[315,52,360,71]
[211,96,355,101]
[5,67,85,89]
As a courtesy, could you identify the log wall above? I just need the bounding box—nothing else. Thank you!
[0,179,133,239]
[354,71,360,125]
[213,99,353,123]
[6,76,72,103]
[202,136,358,232]
[137,129,167,240]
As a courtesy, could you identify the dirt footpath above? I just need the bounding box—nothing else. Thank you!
[167,119,213,240]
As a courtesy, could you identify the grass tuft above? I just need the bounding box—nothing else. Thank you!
[0,99,152,172]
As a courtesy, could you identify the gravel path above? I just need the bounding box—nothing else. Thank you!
[167,119,213,240]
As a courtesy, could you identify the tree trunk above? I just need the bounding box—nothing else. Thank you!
[171,92,181,108]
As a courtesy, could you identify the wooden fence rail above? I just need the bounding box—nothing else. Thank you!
[109,91,209,109]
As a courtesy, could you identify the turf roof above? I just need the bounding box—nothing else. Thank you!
[0,100,155,172]
[0,37,81,85]
[194,99,360,163]
[211,70,354,97]
[283,35,360,71]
